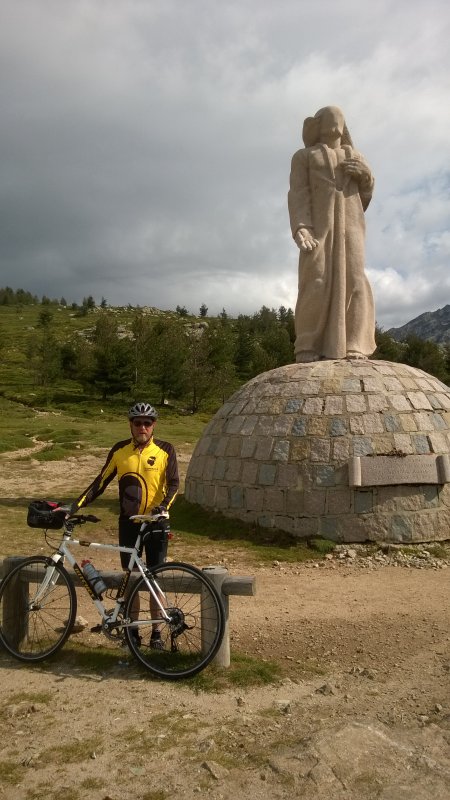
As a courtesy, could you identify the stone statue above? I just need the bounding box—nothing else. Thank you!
[288,106,376,362]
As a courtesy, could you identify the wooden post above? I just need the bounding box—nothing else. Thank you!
[1,557,29,648]
[202,566,230,668]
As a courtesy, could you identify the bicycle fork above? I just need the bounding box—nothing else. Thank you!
[29,554,64,607]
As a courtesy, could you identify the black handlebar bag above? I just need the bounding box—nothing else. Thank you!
[27,501,65,530]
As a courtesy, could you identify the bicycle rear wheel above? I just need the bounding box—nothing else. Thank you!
[0,556,77,662]
[124,562,225,679]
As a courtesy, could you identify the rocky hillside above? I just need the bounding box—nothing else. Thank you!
[388,304,450,344]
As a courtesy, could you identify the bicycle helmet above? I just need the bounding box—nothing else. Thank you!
[128,401,158,421]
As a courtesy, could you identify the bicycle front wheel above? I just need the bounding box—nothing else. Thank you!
[0,556,77,662]
[124,562,225,679]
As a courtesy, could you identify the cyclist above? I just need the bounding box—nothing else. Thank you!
[70,401,179,648]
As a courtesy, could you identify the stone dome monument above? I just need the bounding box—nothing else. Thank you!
[185,359,450,543]
[186,106,450,544]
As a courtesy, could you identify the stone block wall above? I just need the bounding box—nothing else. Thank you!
[185,360,450,543]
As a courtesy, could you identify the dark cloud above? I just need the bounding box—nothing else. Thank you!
[1,0,449,324]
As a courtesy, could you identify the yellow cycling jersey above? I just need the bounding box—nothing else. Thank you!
[73,437,179,518]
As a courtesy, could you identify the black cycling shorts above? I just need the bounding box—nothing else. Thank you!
[118,516,169,570]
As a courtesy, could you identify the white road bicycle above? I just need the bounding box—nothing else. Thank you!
[0,504,225,680]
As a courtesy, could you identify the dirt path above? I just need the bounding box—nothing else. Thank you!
[0,451,449,800]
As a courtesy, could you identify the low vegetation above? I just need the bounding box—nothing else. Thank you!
[170,496,336,563]
[2,287,447,419]
[0,395,210,456]
[0,288,296,414]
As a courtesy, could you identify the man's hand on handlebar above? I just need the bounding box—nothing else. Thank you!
[51,503,72,516]
[151,505,168,518]
[50,502,99,524]
[130,507,169,523]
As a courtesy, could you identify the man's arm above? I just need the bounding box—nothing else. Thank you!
[159,443,179,510]
[71,445,119,512]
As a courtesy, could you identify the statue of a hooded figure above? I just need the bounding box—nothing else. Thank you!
[288,106,376,362]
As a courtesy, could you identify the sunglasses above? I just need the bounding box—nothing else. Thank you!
[132,419,155,428]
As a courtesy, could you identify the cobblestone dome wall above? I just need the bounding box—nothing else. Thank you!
[185,360,450,543]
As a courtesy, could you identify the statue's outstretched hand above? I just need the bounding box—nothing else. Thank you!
[295,227,319,252]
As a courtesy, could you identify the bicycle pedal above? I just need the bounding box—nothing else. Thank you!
[90,624,103,634]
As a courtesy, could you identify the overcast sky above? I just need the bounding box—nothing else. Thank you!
[1,0,449,328]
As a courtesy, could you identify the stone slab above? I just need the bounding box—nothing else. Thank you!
[348,454,450,487]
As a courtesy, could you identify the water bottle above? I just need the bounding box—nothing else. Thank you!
[81,559,107,597]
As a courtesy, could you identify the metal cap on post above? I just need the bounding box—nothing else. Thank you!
[202,565,230,668]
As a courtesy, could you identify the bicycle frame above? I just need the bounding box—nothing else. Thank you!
[1,509,226,678]
[45,519,171,632]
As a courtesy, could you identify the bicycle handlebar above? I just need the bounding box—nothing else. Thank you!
[130,511,169,523]
[53,503,167,528]
[49,503,100,526]
[67,513,100,525]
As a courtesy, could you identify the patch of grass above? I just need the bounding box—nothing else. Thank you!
[171,496,334,563]
[0,401,101,456]
[184,652,282,692]
[0,760,22,785]
[295,660,327,676]
[21,426,88,462]
[44,641,123,672]
[0,502,54,558]
[32,442,82,461]
[42,736,102,765]
[26,785,80,800]
[308,537,336,555]
[1,487,334,564]
[79,777,104,790]
[0,494,120,558]
[23,639,282,690]
[390,543,450,559]
[225,653,282,686]
[119,711,201,754]
[257,705,287,720]
[0,431,33,453]
[0,391,209,456]
[3,690,52,707]
[427,543,450,559]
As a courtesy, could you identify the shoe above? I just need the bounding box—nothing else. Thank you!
[125,629,141,648]
[150,631,164,651]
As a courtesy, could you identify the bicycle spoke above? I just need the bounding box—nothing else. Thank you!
[124,562,225,679]
[0,558,77,661]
